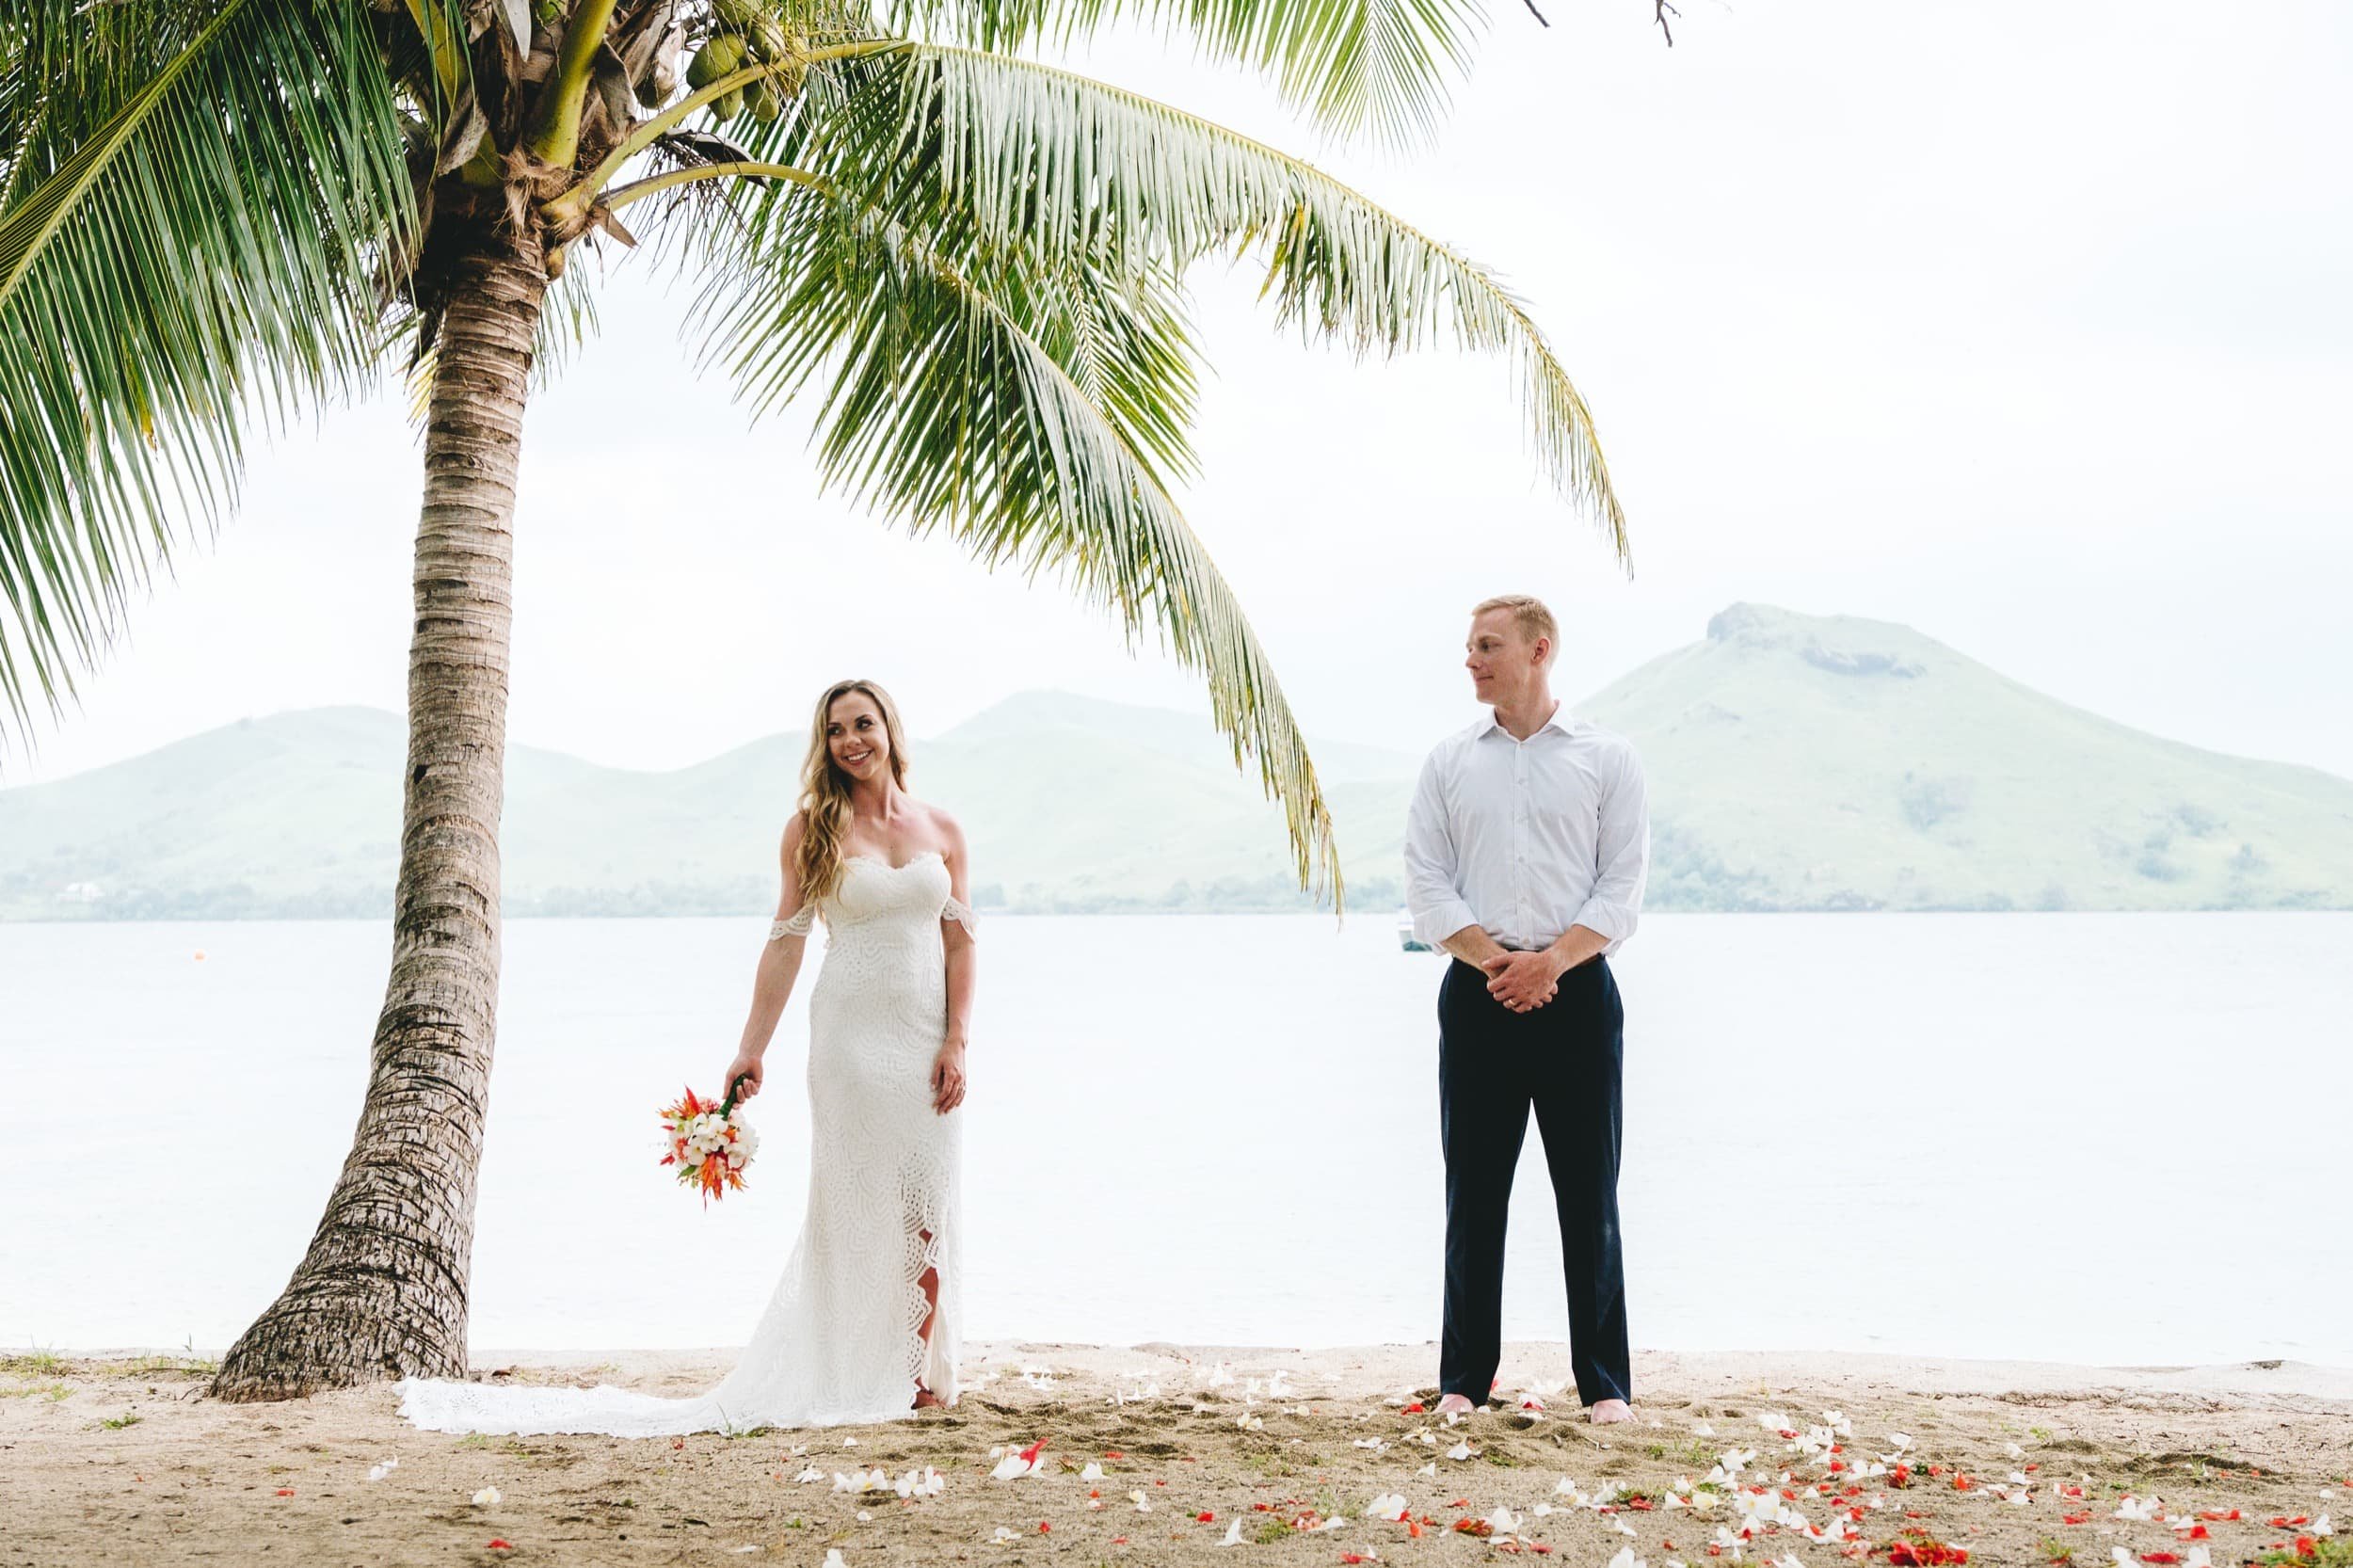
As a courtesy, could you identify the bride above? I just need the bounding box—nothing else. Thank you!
[398,678,977,1434]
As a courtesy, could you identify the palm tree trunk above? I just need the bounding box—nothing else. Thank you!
[212,232,546,1401]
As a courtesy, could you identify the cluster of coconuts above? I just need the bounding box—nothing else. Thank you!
[682,0,801,123]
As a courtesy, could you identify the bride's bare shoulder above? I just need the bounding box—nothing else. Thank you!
[912,800,965,855]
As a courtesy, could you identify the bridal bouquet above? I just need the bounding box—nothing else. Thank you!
[658,1078,759,1204]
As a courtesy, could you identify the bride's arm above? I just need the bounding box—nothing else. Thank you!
[724,816,812,1102]
[935,817,975,1113]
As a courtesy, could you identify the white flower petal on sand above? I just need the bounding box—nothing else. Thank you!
[2314,1514,2334,1537]
[990,1441,1046,1480]
[1445,1441,1476,1462]
[823,1551,848,1568]
[471,1486,501,1506]
[1486,1505,1523,1540]
[895,1466,945,1498]
[366,1460,398,1482]
[990,1526,1019,1544]
[1080,1463,1106,1481]
[1353,1438,1388,1452]
[1417,1462,1437,1477]
[1129,1489,1153,1512]
[1236,1414,1263,1432]
[795,1465,824,1484]
[1219,1519,1246,1547]
[2114,1495,2161,1522]
[1554,1474,1580,1496]
[1692,1420,1715,1437]
[1363,1493,1410,1522]
[1607,1549,1643,1568]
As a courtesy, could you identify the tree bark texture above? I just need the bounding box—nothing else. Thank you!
[212,234,545,1401]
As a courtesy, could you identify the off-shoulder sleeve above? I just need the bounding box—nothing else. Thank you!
[940,893,977,937]
[766,904,818,941]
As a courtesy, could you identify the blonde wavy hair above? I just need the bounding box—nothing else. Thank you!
[793,679,911,906]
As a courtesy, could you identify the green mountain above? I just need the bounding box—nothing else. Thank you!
[1581,603,2352,911]
[5,605,2347,918]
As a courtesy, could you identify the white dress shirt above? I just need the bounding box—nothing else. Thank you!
[1403,707,1650,954]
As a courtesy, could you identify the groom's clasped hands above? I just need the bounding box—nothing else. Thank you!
[1481,949,1566,1013]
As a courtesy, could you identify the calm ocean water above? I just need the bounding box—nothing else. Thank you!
[3,912,2347,1368]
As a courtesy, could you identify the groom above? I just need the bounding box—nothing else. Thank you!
[1404,594,1650,1424]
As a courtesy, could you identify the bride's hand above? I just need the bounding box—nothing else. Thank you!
[723,1052,763,1102]
[931,1040,968,1114]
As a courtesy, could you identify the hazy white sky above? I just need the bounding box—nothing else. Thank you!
[8,0,2348,787]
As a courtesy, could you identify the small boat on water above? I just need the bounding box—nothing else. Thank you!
[1396,910,1433,952]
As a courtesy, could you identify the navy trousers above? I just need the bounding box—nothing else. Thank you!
[1437,953,1630,1408]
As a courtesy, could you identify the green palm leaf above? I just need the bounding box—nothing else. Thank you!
[756,43,1626,559]
[0,0,410,736]
[882,0,1487,144]
[699,184,1339,897]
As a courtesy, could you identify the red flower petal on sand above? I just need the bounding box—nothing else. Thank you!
[1401,1401,1426,1415]
[274,1488,294,1496]
[488,1541,512,1552]
[1198,1512,1215,1523]
[1039,1522,1050,1534]
[1102,1451,1126,1460]
[2062,1513,2090,1526]
[2297,1538,2319,1559]
[2140,1554,2180,1565]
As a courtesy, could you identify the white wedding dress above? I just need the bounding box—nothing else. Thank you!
[397,852,972,1435]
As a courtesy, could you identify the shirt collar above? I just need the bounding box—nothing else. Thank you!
[1478,703,1575,743]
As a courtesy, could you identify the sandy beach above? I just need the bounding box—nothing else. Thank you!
[5,1342,2348,1566]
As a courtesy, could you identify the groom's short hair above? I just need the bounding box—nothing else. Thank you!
[1471,594,1559,665]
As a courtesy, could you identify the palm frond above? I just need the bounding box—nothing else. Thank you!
[0,0,411,740]
[696,184,1337,899]
[760,44,1626,558]
[878,0,1486,144]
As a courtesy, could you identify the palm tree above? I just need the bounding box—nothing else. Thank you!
[0,0,1628,1400]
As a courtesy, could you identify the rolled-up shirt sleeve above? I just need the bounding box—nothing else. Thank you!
[1404,752,1481,948]
[1571,740,1649,952]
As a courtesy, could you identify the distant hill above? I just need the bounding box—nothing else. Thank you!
[5,605,2348,918]
[1584,603,2353,911]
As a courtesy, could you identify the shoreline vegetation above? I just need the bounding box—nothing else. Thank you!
[6,1343,2348,1565]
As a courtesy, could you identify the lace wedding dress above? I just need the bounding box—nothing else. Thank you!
[397,852,973,1435]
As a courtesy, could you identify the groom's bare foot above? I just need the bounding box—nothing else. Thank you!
[1588,1398,1632,1425]
[1435,1393,1476,1416]
[912,1385,945,1410]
